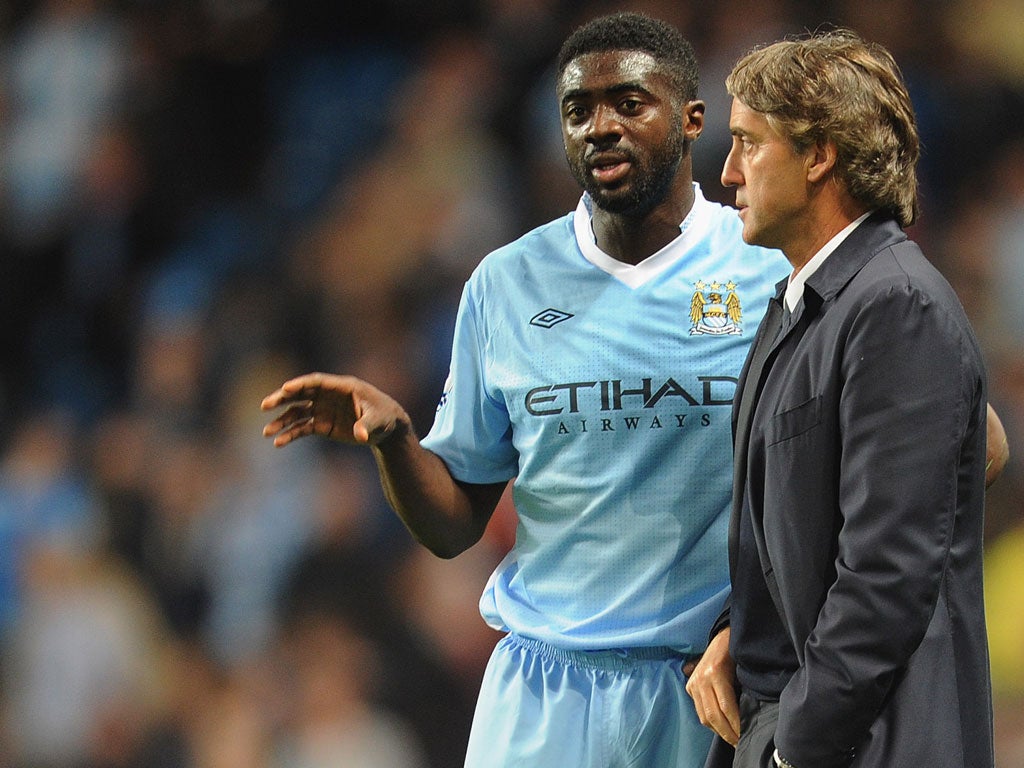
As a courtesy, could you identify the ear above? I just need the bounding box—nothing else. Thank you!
[806,140,837,183]
[683,99,705,142]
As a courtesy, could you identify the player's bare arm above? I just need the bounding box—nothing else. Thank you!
[262,372,505,558]
[685,626,740,747]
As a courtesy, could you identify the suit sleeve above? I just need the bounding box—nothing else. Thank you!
[775,278,984,765]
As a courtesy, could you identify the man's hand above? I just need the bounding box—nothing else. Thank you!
[685,627,740,746]
[261,372,411,448]
[986,403,1009,488]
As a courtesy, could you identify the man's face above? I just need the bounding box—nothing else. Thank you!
[721,97,813,253]
[557,51,695,217]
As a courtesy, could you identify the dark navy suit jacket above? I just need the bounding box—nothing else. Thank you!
[708,214,993,767]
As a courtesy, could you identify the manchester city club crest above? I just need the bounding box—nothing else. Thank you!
[689,280,743,335]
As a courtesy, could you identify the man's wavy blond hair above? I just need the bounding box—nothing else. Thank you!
[726,29,920,227]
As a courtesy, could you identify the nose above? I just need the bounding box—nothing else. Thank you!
[586,103,623,145]
[721,142,742,188]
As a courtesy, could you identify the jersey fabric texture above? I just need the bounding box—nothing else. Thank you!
[421,183,789,653]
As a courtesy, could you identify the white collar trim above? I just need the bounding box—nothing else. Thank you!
[785,210,873,311]
[573,183,713,289]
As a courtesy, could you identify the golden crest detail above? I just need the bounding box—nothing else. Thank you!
[689,280,743,335]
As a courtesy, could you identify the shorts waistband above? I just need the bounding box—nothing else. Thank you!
[504,633,691,671]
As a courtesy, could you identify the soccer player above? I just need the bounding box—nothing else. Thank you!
[259,11,790,767]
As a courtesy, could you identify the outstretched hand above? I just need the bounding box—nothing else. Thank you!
[684,627,740,746]
[261,372,411,448]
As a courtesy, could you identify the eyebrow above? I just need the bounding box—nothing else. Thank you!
[560,81,651,106]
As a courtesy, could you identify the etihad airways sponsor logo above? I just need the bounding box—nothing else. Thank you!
[524,375,737,416]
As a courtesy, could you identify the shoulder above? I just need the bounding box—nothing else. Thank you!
[820,217,959,313]
[839,237,981,359]
[693,192,790,279]
[470,212,576,280]
[858,237,963,312]
[459,211,579,318]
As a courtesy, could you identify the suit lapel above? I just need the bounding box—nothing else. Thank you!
[730,214,908,633]
[803,213,907,304]
[729,290,785,578]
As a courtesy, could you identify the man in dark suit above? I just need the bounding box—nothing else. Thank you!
[685,30,994,768]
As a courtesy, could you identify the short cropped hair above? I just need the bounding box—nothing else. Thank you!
[726,29,919,226]
[556,12,699,102]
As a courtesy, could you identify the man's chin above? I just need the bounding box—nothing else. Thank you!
[739,221,762,247]
[588,188,647,216]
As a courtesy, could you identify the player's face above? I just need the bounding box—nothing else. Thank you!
[558,51,697,217]
[721,98,814,255]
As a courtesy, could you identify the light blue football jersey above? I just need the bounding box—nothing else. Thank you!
[421,184,790,652]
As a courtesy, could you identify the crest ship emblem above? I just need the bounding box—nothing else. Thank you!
[690,280,743,335]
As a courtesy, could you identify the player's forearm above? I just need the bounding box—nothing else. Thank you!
[371,427,495,558]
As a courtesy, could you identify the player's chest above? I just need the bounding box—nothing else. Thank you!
[485,288,753,421]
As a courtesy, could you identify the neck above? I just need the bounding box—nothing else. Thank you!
[785,190,869,273]
[592,176,695,265]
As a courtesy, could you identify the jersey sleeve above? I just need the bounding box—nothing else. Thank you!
[420,278,519,484]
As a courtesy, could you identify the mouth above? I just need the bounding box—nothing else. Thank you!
[587,153,632,185]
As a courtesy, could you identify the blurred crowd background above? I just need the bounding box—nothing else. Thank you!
[0,0,1021,766]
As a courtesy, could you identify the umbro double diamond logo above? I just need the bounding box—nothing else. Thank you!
[530,308,575,328]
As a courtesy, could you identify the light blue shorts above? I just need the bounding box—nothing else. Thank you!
[464,633,712,767]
